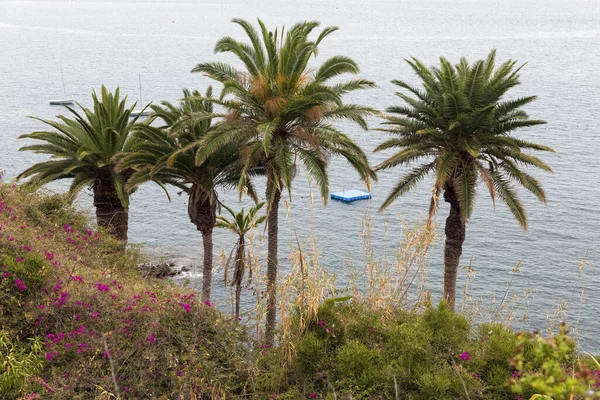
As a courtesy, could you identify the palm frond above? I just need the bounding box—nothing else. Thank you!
[379,161,436,211]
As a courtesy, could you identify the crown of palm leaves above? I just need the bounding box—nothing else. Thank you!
[376,50,553,228]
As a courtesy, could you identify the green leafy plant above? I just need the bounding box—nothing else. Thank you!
[216,202,266,319]
[121,88,259,301]
[0,331,44,398]
[193,18,377,344]
[510,325,600,400]
[375,50,553,309]
[18,86,143,241]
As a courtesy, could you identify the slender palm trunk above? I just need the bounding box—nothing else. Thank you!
[233,236,245,320]
[201,228,213,301]
[443,183,466,311]
[265,176,281,346]
[188,184,217,302]
[93,179,128,241]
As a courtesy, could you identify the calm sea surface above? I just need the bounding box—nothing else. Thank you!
[1,0,599,349]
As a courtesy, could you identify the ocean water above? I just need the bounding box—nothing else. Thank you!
[1,0,599,349]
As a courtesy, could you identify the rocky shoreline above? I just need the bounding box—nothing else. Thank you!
[138,262,192,279]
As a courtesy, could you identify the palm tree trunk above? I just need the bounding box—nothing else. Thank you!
[93,179,128,242]
[265,177,281,346]
[201,227,213,301]
[233,236,245,320]
[443,183,466,311]
[188,184,217,302]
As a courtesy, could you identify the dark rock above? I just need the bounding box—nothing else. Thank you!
[139,262,192,279]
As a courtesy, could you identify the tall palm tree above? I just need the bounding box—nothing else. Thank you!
[192,18,377,344]
[376,50,553,310]
[120,88,257,301]
[216,202,266,320]
[18,86,143,241]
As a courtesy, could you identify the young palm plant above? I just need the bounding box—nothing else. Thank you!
[193,18,377,344]
[216,202,266,320]
[18,86,142,241]
[376,50,553,310]
[119,88,258,301]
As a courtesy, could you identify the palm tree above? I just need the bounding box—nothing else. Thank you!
[18,86,143,241]
[376,50,553,310]
[216,202,266,320]
[192,18,377,344]
[120,88,258,301]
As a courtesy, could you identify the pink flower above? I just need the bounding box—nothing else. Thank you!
[70,275,84,283]
[147,334,156,343]
[45,353,53,361]
[56,292,70,307]
[22,245,32,252]
[15,279,26,291]
[179,302,191,312]
[95,283,110,292]
[204,299,212,307]
[15,257,23,263]
[459,352,471,361]
[309,394,318,399]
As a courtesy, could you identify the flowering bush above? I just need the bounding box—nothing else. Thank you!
[510,324,600,399]
[2,182,599,399]
[0,183,251,399]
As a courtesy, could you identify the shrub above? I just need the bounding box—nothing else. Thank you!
[510,324,600,399]
[0,331,44,398]
[2,181,598,399]
[0,183,252,399]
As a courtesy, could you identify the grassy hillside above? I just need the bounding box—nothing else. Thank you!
[1,181,599,399]
[0,182,250,398]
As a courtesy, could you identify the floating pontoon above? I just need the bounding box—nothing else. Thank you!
[330,189,372,203]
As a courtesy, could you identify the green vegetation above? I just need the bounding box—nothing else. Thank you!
[1,182,599,399]
[120,87,257,301]
[18,86,143,242]
[192,18,376,345]
[0,183,250,399]
[375,50,553,310]
[216,201,266,320]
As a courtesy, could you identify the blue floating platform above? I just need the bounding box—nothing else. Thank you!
[330,189,372,203]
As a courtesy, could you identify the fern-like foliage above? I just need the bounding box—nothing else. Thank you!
[376,50,553,229]
[120,88,259,206]
[192,18,377,208]
[18,86,141,209]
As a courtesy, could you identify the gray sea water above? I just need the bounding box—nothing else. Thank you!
[1,0,599,349]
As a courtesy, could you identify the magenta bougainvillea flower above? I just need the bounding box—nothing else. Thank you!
[95,283,110,292]
[459,352,471,361]
[14,279,26,291]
